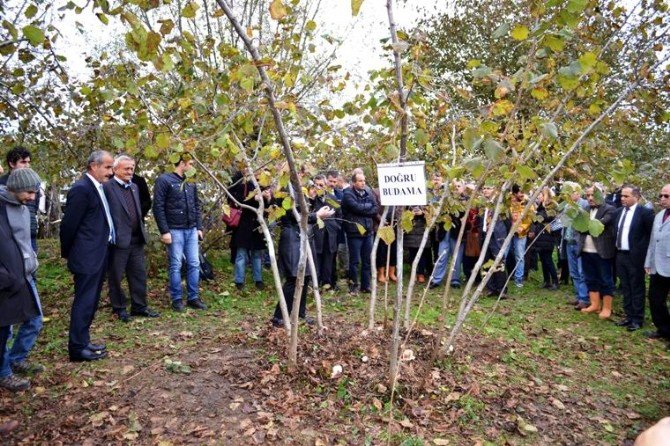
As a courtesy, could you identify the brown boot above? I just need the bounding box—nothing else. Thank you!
[377,267,387,283]
[388,266,398,282]
[599,295,613,319]
[581,291,601,313]
[417,274,426,283]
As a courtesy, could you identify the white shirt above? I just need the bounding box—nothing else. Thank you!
[617,203,637,251]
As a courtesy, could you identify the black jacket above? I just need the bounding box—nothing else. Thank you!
[342,186,378,238]
[0,202,38,327]
[152,172,202,235]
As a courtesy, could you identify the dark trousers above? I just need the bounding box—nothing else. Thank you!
[538,249,558,286]
[582,252,615,296]
[274,276,308,320]
[485,249,507,294]
[617,252,646,325]
[649,273,670,337]
[316,243,336,287]
[108,243,148,313]
[347,235,373,290]
[69,263,107,354]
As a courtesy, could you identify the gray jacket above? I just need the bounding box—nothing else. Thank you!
[645,210,670,277]
[0,186,38,278]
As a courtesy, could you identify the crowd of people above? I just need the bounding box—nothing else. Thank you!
[1,146,670,397]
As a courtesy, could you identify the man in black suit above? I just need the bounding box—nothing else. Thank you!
[614,185,654,330]
[60,151,115,362]
[104,155,159,322]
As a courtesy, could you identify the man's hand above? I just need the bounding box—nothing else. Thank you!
[160,233,172,245]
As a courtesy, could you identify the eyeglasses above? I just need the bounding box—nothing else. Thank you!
[659,194,670,199]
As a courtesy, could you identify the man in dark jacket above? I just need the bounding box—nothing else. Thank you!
[0,169,41,392]
[578,185,617,319]
[311,174,342,289]
[341,171,378,293]
[613,185,654,330]
[153,155,206,312]
[0,146,40,251]
[104,155,159,322]
[60,151,115,362]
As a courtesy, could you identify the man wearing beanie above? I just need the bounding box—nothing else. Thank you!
[0,147,41,252]
[0,167,43,391]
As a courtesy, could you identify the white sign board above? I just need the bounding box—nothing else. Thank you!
[377,161,427,206]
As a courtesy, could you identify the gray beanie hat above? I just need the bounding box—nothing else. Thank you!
[7,168,41,192]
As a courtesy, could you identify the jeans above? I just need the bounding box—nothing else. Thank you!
[566,243,588,302]
[347,235,373,290]
[167,228,200,302]
[509,236,527,284]
[235,247,263,284]
[432,236,464,285]
[1,277,42,377]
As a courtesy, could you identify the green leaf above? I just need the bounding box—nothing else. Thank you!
[588,219,604,237]
[25,4,38,18]
[492,23,510,39]
[378,225,395,245]
[511,25,529,41]
[539,122,558,139]
[517,165,537,181]
[22,25,45,46]
[351,0,364,16]
[181,1,198,18]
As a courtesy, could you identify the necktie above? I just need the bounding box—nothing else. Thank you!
[616,207,629,250]
[99,184,116,244]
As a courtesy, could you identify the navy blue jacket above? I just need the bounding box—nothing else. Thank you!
[342,186,378,238]
[152,172,202,235]
[60,175,111,274]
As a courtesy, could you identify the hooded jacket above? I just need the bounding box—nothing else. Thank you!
[0,186,38,278]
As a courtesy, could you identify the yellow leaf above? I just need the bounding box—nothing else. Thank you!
[351,0,364,16]
[269,0,287,20]
[511,25,529,41]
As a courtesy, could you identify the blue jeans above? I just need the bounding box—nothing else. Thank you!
[509,236,527,284]
[566,243,588,302]
[235,248,263,284]
[1,277,42,377]
[431,236,464,285]
[167,228,200,302]
[347,235,373,290]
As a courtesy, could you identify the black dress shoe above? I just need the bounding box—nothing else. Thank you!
[615,319,632,327]
[131,308,160,318]
[115,311,131,323]
[87,342,106,351]
[627,322,642,332]
[70,348,108,362]
[186,299,207,310]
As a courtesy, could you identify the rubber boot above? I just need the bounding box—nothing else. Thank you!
[377,267,387,283]
[417,274,426,283]
[581,291,601,313]
[599,295,613,319]
[388,266,398,282]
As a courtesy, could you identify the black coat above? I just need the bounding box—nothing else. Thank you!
[311,193,342,254]
[614,205,654,266]
[577,203,617,259]
[0,202,38,327]
[229,177,268,251]
[60,175,112,275]
[152,172,202,235]
[342,186,378,238]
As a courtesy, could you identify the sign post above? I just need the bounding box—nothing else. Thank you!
[376,161,427,206]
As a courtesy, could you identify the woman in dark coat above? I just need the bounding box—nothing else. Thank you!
[272,188,334,327]
[0,201,39,392]
[404,207,432,283]
[229,170,271,290]
[533,188,559,290]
